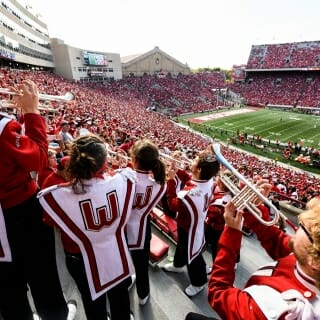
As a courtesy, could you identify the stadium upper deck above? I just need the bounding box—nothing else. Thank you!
[228,41,320,109]
[246,41,320,71]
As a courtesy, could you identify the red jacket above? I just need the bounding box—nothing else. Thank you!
[0,114,48,209]
[208,207,318,320]
[38,167,55,189]
[166,179,192,231]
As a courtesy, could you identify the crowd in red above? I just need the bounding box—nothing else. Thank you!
[229,41,320,108]
[246,41,320,70]
[104,72,226,115]
[1,67,319,203]
[229,72,320,108]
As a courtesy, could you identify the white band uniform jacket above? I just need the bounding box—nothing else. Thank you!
[126,169,166,250]
[178,178,214,263]
[38,169,136,300]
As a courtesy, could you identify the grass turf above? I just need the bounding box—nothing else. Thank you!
[177,108,320,174]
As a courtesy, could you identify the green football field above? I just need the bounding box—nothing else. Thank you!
[180,108,320,148]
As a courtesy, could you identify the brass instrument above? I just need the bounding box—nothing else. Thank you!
[105,146,130,168]
[0,88,75,102]
[159,151,192,169]
[212,143,297,230]
[105,147,193,171]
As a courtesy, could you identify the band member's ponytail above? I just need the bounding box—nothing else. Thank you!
[130,139,165,185]
[151,158,166,185]
[67,134,107,194]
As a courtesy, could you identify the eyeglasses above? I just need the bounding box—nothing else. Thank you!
[299,221,313,244]
[206,155,217,162]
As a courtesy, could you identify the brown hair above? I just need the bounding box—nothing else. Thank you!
[131,139,166,185]
[196,151,220,180]
[66,134,107,194]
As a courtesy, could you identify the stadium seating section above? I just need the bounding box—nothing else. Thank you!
[0,60,320,204]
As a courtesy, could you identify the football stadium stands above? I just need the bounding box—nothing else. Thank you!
[231,41,320,109]
[1,3,320,318]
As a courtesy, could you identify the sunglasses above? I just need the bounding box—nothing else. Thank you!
[299,221,313,244]
[199,154,217,163]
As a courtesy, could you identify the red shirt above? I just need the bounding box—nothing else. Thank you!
[271,185,281,194]
[0,114,48,209]
[38,167,55,189]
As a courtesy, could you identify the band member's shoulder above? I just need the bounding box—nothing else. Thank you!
[0,115,15,135]
[38,182,72,198]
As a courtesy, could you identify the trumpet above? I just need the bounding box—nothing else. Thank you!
[0,88,75,102]
[105,146,192,170]
[160,151,192,169]
[212,143,298,230]
[105,146,130,168]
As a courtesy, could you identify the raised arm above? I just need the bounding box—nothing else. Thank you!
[208,202,266,320]
[3,80,48,171]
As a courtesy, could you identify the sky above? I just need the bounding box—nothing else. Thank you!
[22,0,320,70]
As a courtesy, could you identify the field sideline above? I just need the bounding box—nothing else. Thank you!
[179,108,320,148]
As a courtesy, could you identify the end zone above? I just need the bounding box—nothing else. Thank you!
[188,108,258,124]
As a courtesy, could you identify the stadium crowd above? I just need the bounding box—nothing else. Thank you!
[1,68,319,204]
[246,41,320,70]
[229,72,320,108]
[1,66,320,320]
[2,38,320,320]
[229,41,320,108]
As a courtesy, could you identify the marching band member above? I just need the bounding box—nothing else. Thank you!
[163,150,220,297]
[37,148,58,188]
[0,80,76,320]
[41,156,70,189]
[38,134,136,320]
[126,139,167,305]
[208,195,320,319]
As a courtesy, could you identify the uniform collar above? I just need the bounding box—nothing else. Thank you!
[295,263,319,295]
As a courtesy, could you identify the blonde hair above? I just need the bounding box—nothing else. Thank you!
[299,198,320,265]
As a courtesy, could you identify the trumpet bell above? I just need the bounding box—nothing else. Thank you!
[41,92,75,102]
[0,88,75,102]
[212,143,297,230]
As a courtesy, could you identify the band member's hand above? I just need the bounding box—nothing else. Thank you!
[11,80,40,114]
[224,201,243,231]
[257,182,272,198]
[167,162,178,180]
[254,179,272,205]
